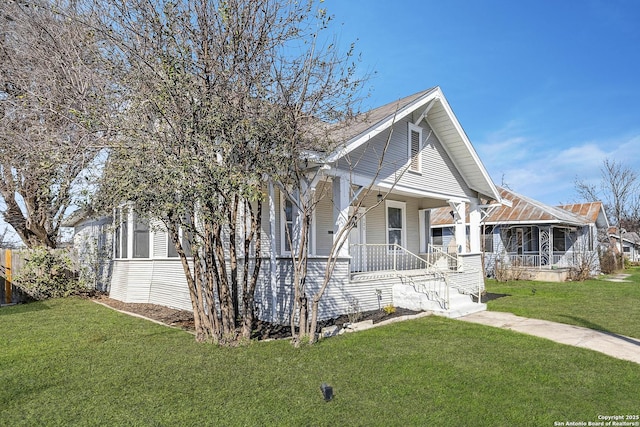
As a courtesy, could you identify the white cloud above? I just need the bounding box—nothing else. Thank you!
[476,124,640,205]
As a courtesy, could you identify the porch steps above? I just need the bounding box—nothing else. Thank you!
[393,282,486,319]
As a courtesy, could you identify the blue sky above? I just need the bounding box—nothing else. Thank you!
[326,0,640,205]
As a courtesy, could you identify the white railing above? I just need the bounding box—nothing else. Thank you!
[426,245,459,271]
[490,253,567,269]
[349,244,461,274]
[349,243,431,273]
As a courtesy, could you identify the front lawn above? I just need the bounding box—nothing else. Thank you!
[485,267,640,339]
[1,298,638,426]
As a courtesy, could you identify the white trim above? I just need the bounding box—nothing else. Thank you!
[418,209,430,253]
[407,122,423,173]
[324,167,472,204]
[311,194,317,256]
[325,88,440,163]
[385,200,407,248]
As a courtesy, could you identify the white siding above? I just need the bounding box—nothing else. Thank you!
[152,221,167,258]
[337,116,472,199]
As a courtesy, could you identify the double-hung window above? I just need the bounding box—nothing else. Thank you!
[281,197,294,254]
[114,205,150,259]
[132,212,150,258]
[386,200,406,249]
[168,217,194,258]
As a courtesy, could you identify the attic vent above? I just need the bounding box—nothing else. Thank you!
[408,123,422,172]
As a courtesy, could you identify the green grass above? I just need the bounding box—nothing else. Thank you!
[1,298,638,426]
[486,266,640,339]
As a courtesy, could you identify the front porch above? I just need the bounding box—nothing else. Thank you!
[349,243,486,318]
[482,223,600,281]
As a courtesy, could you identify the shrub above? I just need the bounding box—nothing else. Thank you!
[15,248,83,300]
[599,250,617,274]
[383,305,396,315]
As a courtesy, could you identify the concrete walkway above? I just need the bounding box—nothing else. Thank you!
[459,311,640,365]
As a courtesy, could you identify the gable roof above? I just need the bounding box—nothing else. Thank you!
[325,87,501,202]
[559,202,610,229]
[431,187,594,227]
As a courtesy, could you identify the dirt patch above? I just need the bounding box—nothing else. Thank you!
[93,295,420,340]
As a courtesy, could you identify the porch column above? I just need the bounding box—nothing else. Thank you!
[332,175,350,258]
[469,198,481,253]
[449,200,466,254]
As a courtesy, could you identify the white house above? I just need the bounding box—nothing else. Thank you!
[609,230,640,262]
[430,187,610,280]
[99,87,502,322]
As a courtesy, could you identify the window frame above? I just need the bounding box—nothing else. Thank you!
[280,196,294,255]
[385,200,406,250]
[114,204,151,259]
[482,225,494,253]
[167,217,194,258]
[132,212,150,259]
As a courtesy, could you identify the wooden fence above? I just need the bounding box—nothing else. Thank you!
[0,248,29,305]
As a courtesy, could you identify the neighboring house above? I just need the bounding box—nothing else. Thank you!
[81,87,503,321]
[430,187,609,281]
[61,209,113,292]
[609,230,640,262]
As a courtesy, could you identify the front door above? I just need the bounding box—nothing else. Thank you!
[349,207,366,272]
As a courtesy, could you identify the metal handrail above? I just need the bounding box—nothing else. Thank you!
[350,243,452,309]
[427,244,460,271]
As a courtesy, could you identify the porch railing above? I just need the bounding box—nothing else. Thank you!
[349,243,431,273]
[349,244,460,274]
[426,245,459,271]
[349,244,484,310]
[490,253,567,269]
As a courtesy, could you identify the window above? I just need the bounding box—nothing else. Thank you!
[553,228,566,252]
[114,206,150,259]
[408,123,422,173]
[132,213,149,258]
[386,200,406,248]
[168,218,194,258]
[482,225,494,253]
[623,246,631,253]
[432,228,443,246]
[114,206,128,259]
[281,197,294,254]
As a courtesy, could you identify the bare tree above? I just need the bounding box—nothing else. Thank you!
[93,0,364,344]
[576,158,639,269]
[0,1,113,248]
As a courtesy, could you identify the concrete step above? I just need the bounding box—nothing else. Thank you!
[392,283,486,318]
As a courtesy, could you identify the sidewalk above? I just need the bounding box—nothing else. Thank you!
[458,311,640,364]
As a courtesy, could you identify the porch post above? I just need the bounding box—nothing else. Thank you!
[469,198,481,253]
[450,201,466,254]
[332,175,350,258]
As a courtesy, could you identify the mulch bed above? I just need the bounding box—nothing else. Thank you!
[93,295,420,341]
